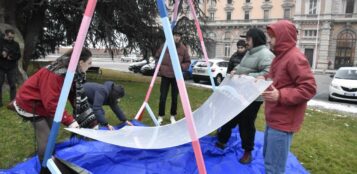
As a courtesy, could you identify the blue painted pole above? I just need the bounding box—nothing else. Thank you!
[42,0,97,167]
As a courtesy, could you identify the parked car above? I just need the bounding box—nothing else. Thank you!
[192,59,229,85]
[183,59,198,80]
[141,60,156,76]
[121,55,142,62]
[329,67,357,102]
[128,59,148,73]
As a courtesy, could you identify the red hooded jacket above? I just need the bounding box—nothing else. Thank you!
[264,20,317,132]
[15,68,75,126]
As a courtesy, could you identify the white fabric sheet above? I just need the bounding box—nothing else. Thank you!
[66,76,272,149]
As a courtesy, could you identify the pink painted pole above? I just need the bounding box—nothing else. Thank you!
[135,0,181,121]
[187,0,216,90]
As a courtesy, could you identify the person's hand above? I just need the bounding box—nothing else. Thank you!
[229,70,236,78]
[2,51,7,58]
[255,76,265,82]
[107,124,115,131]
[126,120,133,126]
[262,85,279,102]
[68,121,80,128]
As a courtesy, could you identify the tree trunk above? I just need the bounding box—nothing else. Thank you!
[22,5,47,71]
[3,0,17,26]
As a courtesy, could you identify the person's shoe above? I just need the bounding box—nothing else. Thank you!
[157,116,163,125]
[215,141,226,150]
[170,115,176,124]
[7,100,16,112]
[239,151,252,164]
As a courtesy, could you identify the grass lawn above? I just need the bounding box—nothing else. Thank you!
[0,69,356,174]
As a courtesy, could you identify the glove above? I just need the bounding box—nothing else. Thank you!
[68,121,80,128]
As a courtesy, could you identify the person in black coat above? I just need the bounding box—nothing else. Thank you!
[227,39,247,73]
[0,29,21,107]
[83,81,132,130]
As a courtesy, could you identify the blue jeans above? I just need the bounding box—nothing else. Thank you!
[263,126,293,174]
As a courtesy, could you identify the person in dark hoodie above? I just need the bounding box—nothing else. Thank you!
[0,29,21,107]
[216,28,274,164]
[83,81,133,130]
[259,20,316,174]
[227,39,247,73]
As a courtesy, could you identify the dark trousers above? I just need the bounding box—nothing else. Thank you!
[31,118,78,174]
[217,101,263,151]
[159,76,178,116]
[0,68,17,104]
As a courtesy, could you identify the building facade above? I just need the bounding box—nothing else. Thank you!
[201,0,295,60]
[168,0,357,70]
[295,0,357,70]
[168,0,295,59]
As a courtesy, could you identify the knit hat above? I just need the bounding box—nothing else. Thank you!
[112,84,125,99]
[246,28,267,47]
[107,84,125,104]
[236,39,246,47]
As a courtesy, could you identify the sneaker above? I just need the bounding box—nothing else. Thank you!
[170,116,176,124]
[157,116,163,125]
[215,141,226,150]
[239,151,252,164]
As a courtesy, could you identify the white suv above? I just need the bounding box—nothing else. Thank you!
[192,59,229,85]
[329,67,357,102]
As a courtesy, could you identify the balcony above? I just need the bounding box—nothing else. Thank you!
[202,18,284,27]
[294,13,357,22]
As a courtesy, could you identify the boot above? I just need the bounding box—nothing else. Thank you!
[215,141,226,150]
[239,151,252,164]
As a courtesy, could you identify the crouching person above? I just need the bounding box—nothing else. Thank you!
[12,48,98,174]
[83,81,133,130]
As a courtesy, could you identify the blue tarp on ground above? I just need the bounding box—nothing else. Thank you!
[0,121,308,174]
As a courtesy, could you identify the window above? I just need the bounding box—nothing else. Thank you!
[265,0,270,1]
[246,0,250,3]
[210,0,216,6]
[304,30,317,37]
[224,32,231,40]
[284,9,291,19]
[227,12,232,20]
[335,30,356,69]
[304,49,314,67]
[346,0,355,14]
[224,44,231,57]
[264,10,269,20]
[309,0,317,14]
[227,0,232,4]
[244,11,250,20]
[210,12,215,21]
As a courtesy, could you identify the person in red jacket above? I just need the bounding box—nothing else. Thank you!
[12,47,97,173]
[259,20,317,174]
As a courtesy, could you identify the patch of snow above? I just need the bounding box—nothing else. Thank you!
[308,100,357,115]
